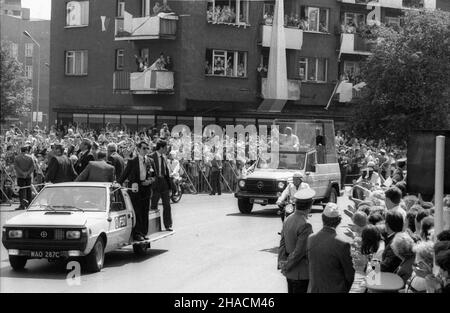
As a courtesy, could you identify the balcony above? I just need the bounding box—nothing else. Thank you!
[115,14,178,41]
[334,81,367,103]
[113,71,131,92]
[261,25,303,50]
[337,0,435,10]
[261,78,301,101]
[130,70,174,94]
[340,33,374,57]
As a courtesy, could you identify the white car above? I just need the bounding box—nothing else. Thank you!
[1,182,173,272]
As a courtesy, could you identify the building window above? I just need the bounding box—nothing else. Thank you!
[298,57,327,82]
[25,43,33,57]
[25,65,33,79]
[66,1,89,26]
[205,49,247,78]
[117,0,125,18]
[342,12,365,33]
[141,0,150,17]
[263,2,274,25]
[25,87,33,104]
[343,61,360,82]
[116,49,124,70]
[206,0,250,25]
[305,7,329,32]
[65,50,88,76]
[9,42,18,59]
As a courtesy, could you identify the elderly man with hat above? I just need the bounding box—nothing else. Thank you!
[307,203,355,293]
[278,188,315,293]
[276,172,310,222]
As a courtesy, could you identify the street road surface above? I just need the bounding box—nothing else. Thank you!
[0,192,353,293]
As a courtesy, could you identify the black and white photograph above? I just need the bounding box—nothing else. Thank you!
[1,0,450,302]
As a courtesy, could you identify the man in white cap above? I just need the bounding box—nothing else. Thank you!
[356,161,381,187]
[307,202,355,293]
[278,188,315,293]
[276,172,310,222]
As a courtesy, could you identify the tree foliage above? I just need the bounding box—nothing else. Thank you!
[350,10,450,145]
[1,40,30,123]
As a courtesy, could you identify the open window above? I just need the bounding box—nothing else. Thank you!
[110,188,127,211]
[305,151,317,172]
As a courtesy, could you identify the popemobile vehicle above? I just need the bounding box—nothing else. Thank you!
[235,119,341,213]
[2,182,174,272]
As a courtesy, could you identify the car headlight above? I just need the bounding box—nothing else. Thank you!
[8,230,23,239]
[66,230,81,240]
[278,181,286,190]
[238,180,246,188]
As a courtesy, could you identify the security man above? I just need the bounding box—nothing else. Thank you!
[278,188,315,293]
[276,172,310,222]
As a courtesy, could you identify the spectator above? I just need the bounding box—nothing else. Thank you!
[419,216,434,242]
[380,210,404,272]
[307,203,355,293]
[415,208,430,237]
[404,241,434,293]
[391,232,415,284]
[361,224,385,261]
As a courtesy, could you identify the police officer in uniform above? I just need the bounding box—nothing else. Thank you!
[276,172,310,222]
[278,188,315,293]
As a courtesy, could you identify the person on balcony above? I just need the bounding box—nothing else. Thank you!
[148,53,167,71]
[153,2,162,15]
[165,55,173,71]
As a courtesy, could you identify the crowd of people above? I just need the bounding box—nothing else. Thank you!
[278,181,450,293]
[207,4,246,24]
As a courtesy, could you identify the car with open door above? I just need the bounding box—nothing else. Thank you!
[1,182,173,272]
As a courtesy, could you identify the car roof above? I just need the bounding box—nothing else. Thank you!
[44,182,112,188]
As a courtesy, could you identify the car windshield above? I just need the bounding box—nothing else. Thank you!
[28,186,107,212]
[257,151,306,170]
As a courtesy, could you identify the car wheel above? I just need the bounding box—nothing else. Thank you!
[327,187,338,204]
[9,256,27,271]
[238,198,253,214]
[133,243,149,256]
[86,238,105,273]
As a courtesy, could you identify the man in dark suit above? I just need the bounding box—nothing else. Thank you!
[75,151,115,182]
[149,140,173,231]
[45,144,77,183]
[380,210,403,272]
[14,145,35,210]
[118,141,154,241]
[75,139,94,175]
[209,155,222,195]
[278,188,315,293]
[307,203,355,293]
[107,142,124,179]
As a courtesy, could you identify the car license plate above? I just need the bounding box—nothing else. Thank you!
[252,198,267,204]
[30,251,61,258]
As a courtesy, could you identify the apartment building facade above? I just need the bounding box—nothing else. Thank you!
[1,2,50,128]
[49,0,448,131]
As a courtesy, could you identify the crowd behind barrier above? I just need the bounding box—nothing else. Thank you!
[1,124,409,202]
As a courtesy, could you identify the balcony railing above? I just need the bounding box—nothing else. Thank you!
[115,14,178,41]
[113,71,131,91]
[340,33,374,56]
[334,81,367,103]
[261,78,301,101]
[338,0,435,10]
[261,25,303,50]
[130,70,174,94]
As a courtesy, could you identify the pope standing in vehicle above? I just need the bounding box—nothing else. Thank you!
[276,172,310,222]
[278,188,315,293]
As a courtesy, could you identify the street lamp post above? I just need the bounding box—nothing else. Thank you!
[23,31,40,128]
